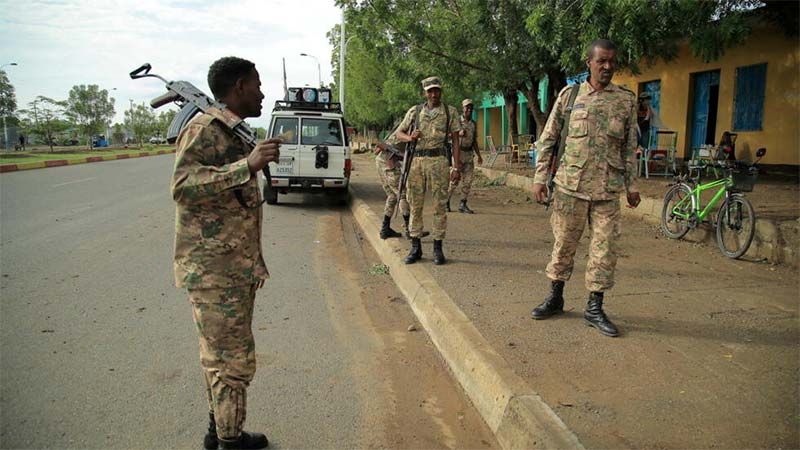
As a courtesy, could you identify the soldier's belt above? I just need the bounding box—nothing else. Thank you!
[415,148,445,157]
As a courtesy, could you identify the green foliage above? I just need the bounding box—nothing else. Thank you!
[335,0,763,137]
[18,96,70,152]
[155,109,177,139]
[112,123,126,145]
[65,85,115,149]
[0,70,16,120]
[124,103,157,147]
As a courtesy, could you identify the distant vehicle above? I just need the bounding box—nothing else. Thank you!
[149,136,167,144]
[266,87,350,205]
[92,135,109,148]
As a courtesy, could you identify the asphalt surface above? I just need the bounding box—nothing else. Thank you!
[0,155,495,449]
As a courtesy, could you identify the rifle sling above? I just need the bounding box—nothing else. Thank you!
[552,84,581,175]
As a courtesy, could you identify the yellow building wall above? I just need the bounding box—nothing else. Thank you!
[614,25,800,165]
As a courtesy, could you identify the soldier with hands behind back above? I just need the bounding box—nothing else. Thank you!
[172,56,279,449]
[447,98,483,213]
[395,76,461,265]
[531,40,641,337]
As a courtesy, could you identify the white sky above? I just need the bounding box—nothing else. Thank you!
[0,0,342,129]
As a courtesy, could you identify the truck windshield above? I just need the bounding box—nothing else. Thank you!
[301,118,343,146]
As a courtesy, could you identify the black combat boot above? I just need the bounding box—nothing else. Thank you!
[205,412,269,450]
[218,431,269,449]
[433,240,446,265]
[404,238,422,264]
[531,280,565,319]
[584,292,619,337]
[380,215,402,239]
[203,412,218,450]
[446,199,452,212]
[458,199,474,214]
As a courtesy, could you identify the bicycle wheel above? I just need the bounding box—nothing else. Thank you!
[716,194,756,259]
[661,183,692,239]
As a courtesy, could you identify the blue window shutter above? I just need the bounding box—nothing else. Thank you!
[733,63,767,131]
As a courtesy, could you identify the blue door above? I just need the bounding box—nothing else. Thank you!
[690,70,720,150]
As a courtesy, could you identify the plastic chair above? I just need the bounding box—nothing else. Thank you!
[640,129,677,178]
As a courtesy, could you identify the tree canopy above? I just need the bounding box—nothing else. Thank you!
[334,0,767,138]
[65,85,115,149]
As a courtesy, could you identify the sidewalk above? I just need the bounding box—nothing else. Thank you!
[348,153,799,449]
[483,159,800,267]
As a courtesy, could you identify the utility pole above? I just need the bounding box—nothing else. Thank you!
[299,53,321,87]
[339,13,345,111]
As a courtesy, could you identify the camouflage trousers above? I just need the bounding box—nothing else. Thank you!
[189,285,257,439]
[375,154,410,222]
[448,150,475,202]
[407,155,448,240]
[546,191,621,292]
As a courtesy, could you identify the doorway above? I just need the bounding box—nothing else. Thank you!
[689,70,721,150]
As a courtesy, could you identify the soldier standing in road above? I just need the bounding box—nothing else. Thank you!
[531,39,641,337]
[395,76,461,265]
[172,56,279,449]
[447,98,483,214]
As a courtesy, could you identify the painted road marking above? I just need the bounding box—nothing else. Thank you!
[51,177,96,188]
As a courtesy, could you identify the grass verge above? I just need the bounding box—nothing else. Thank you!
[0,146,173,165]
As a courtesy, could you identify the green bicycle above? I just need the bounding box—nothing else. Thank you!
[660,148,766,259]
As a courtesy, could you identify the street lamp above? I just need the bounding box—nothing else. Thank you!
[1,62,18,150]
[340,35,355,113]
[299,53,321,87]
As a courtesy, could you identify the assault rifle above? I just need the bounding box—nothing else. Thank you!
[128,63,272,209]
[543,84,580,209]
[395,123,418,217]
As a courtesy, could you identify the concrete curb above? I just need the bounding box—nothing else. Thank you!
[0,149,175,173]
[477,166,799,267]
[348,186,584,450]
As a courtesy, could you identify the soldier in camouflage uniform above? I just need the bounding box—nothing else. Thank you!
[447,98,483,214]
[172,56,279,449]
[395,76,461,265]
[374,130,409,239]
[531,39,641,337]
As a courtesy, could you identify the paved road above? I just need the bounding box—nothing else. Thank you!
[0,155,495,449]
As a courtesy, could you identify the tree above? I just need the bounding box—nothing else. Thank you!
[65,85,115,149]
[337,0,764,140]
[18,96,69,152]
[0,70,17,149]
[124,103,157,147]
[111,123,126,145]
[155,109,176,139]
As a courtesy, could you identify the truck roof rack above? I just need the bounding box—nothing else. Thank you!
[273,101,343,113]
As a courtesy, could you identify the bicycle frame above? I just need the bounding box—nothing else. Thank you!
[670,176,731,223]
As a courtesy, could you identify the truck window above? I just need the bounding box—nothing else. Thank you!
[271,117,298,144]
[300,118,343,146]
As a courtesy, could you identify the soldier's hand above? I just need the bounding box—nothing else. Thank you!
[626,191,641,209]
[532,183,547,204]
[247,138,282,174]
[410,130,421,141]
[374,143,387,155]
[449,167,461,183]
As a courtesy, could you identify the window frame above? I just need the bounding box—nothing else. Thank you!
[732,63,768,132]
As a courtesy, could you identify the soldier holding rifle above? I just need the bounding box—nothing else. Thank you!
[395,76,461,265]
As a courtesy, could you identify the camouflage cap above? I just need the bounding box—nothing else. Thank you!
[421,76,442,91]
[462,98,473,107]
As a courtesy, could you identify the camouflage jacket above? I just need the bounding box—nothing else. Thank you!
[459,116,477,151]
[534,81,639,200]
[397,103,461,151]
[171,113,269,289]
